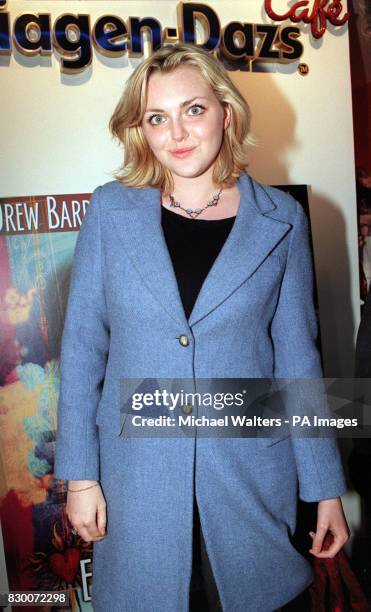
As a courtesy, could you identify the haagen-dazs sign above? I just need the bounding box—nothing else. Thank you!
[0,1,350,73]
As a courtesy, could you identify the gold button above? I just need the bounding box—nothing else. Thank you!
[182,403,193,415]
[179,334,189,347]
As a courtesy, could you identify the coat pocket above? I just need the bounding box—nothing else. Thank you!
[95,400,126,436]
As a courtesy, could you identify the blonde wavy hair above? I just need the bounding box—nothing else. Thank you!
[109,43,254,195]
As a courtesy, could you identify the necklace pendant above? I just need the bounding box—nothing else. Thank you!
[168,188,223,219]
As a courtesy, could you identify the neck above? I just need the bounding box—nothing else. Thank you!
[168,168,221,206]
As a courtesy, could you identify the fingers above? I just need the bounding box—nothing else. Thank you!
[308,526,327,556]
[68,512,106,542]
[309,497,351,559]
[308,530,350,558]
[97,502,107,536]
[67,495,107,543]
[74,522,105,543]
[69,517,106,542]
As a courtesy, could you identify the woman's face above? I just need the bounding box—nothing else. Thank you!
[141,65,230,181]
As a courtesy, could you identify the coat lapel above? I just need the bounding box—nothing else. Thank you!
[107,173,292,328]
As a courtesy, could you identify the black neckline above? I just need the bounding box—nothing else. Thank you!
[161,204,236,224]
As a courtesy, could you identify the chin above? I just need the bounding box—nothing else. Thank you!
[171,164,213,179]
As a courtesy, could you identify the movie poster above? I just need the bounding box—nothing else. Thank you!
[0,194,94,609]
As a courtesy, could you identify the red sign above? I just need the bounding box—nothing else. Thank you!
[264,0,350,39]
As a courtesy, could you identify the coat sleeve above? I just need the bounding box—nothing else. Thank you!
[270,199,348,502]
[54,185,109,481]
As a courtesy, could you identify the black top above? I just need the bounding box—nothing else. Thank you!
[161,204,236,320]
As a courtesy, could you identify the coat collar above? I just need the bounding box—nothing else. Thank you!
[107,172,291,329]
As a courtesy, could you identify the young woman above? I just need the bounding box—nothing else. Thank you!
[54,43,350,612]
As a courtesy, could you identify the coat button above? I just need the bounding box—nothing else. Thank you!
[179,334,189,347]
[182,403,193,415]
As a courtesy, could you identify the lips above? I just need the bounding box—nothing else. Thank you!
[170,147,196,158]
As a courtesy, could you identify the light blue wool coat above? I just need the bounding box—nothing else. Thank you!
[54,172,347,612]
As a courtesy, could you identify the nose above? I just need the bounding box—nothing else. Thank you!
[170,116,189,142]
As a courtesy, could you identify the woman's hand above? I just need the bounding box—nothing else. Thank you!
[309,497,350,558]
[66,480,107,543]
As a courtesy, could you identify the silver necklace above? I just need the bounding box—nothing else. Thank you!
[168,188,223,219]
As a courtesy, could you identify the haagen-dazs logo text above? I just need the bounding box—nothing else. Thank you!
[265,0,350,39]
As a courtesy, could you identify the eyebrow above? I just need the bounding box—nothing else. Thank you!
[144,96,208,113]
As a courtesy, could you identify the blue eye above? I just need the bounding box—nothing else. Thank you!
[188,104,206,115]
[148,104,206,126]
[148,114,164,126]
